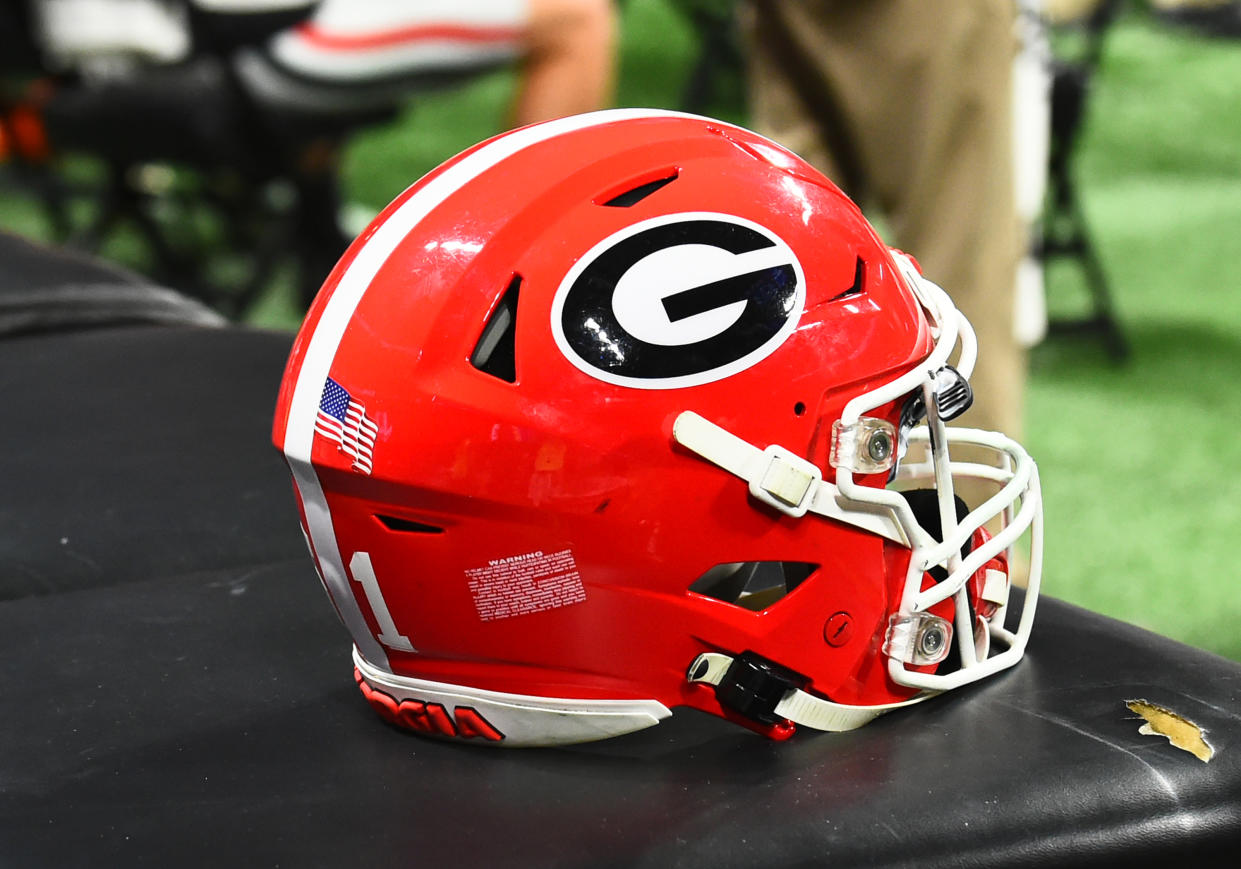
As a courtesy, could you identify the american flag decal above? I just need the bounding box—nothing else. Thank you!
[315,377,379,474]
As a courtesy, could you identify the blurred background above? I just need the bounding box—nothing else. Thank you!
[3,0,1241,659]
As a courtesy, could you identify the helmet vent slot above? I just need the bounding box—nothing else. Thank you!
[470,273,521,382]
[828,256,866,301]
[375,514,444,534]
[599,170,679,207]
[689,561,818,612]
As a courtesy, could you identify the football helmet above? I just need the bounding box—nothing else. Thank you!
[273,109,1042,747]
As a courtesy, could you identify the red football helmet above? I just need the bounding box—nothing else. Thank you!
[273,110,1042,746]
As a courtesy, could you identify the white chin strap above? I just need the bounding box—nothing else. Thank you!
[672,411,910,546]
[687,652,931,732]
[672,410,926,732]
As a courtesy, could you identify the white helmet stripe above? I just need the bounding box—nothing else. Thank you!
[279,109,702,669]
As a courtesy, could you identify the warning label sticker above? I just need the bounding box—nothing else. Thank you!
[465,549,587,622]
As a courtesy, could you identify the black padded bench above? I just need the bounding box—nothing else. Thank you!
[2,234,1238,866]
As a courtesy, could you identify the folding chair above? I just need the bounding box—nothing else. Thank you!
[1040,0,1129,359]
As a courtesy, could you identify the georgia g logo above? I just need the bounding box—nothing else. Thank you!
[551,212,806,389]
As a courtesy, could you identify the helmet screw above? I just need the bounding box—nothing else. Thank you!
[866,430,893,463]
[918,623,947,658]
[823,611,854,647]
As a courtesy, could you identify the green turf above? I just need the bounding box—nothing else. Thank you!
[1030,10,1241,658]
[3,2,1240,658]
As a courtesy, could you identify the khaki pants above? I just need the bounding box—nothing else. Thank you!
[745,0,1026,441]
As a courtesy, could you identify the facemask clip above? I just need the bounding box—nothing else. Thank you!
[884,613,954,666]
[830,417,897,475]
[900,365,974,433]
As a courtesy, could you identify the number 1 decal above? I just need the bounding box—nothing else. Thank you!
[349,551,415,652]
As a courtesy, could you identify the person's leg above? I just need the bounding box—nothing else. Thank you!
[511,0,616,125]
[743,3,849,190]
[869,0,1025,439]
[749,0,1025,439]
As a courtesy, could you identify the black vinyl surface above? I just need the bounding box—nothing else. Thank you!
[2,241,1240,866]
[0,233,224,337]
[0,325,302,601]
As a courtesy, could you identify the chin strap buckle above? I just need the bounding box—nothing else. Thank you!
[750,445,822,518]
[690,651,805,727]
[687,651,933,734]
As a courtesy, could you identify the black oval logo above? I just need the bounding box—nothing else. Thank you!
[551,213,805,388]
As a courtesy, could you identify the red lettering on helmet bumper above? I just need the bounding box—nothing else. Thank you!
[354,668,505,742]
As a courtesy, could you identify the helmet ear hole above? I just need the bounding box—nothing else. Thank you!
[901,489,971,581]
[689,561,818,611]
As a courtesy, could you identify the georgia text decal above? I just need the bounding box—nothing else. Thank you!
[551,212,805,389]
